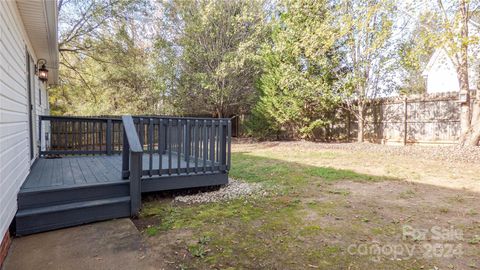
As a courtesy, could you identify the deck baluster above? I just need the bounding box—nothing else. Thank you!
[185,120,190,174]
[106,119,112,155]
[203,120,207,172]
[167,119,172,175]
[194,120,199,173]
[219,120,224,171]
[158,119,164,173]
[210,119,215,172]
[177,119,182,175]
[148,118,154,176]
[227,119,232,171]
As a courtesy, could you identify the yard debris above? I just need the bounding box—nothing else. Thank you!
[173,178,263,204]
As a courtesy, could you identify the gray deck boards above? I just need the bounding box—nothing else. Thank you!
[22,154,204,190]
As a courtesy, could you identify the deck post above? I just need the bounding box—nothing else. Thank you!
[39,115,43,156]
[121,115,144,216]
[129,151,142,217]
[106,119,113,155]
[122,129,130,179]
[220,120,227,171]
[227,119,231,171]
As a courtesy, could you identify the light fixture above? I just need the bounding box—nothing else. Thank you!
[36,59,48,82]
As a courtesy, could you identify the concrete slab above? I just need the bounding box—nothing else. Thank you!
[3,219,163,270]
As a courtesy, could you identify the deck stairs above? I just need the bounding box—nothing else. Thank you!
[15,181,130,235]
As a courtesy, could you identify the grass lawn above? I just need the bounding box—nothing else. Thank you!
[138,142,480,269]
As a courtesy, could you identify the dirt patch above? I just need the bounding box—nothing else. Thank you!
[326,180,480,268]
[132,216,161,232]
[144,229,196,268]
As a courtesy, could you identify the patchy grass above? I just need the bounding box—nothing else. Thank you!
[229,152,387,193]
[398,189,416,199]
[138,142,480,269]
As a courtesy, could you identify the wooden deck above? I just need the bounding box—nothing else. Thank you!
[22,154,199,190]
[16,154,227,235]
[23,156,123,189]
[15,115,231,235]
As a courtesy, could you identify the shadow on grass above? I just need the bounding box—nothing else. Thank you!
[135,150,480,270]
[230,152,398,190]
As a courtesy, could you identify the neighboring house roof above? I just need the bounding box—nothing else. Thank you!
[422,47,478,92]
[422,19,479,93]
[16,0,59,85]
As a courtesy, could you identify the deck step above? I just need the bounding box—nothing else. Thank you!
[15,197,131,236]
[18,181,130,210]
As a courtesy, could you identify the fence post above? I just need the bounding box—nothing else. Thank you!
[403,97,408,145]
[106,119,112,155]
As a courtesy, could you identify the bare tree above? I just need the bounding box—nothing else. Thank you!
[336,0,397,142]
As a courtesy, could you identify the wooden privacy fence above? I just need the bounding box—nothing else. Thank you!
[354,94,460,144]
[318,92,474,144]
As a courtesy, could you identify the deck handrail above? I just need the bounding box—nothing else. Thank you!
[121,115,143,153]
[130,117,232,176]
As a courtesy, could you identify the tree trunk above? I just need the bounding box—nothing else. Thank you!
[463,88,480,146]
[467,62,480,146]
[457,43,470,137]
[466,100,480,146]
[357,102,364,143]
[457,0,472,145]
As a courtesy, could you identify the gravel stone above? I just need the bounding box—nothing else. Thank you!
[174,178,263,204]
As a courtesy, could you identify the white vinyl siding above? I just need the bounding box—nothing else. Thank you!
[33,64,49,157]
[0,1,49,240]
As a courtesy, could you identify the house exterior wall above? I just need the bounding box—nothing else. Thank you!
[0,0,49,247]
[425,50,460,94]
[423,43,480,94]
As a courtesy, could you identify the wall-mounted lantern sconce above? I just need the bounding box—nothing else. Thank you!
[36,59,49,83]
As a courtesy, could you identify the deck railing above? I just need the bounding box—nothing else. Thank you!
[39,115,123,156]
[121,115,232,216]
[38,115,232,173]
[37,114,231,216]
[121,116,232,179]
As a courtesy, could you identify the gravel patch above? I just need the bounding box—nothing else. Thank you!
[305,142,480,164]
[174,178,263,204]
[235,139,480,164]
